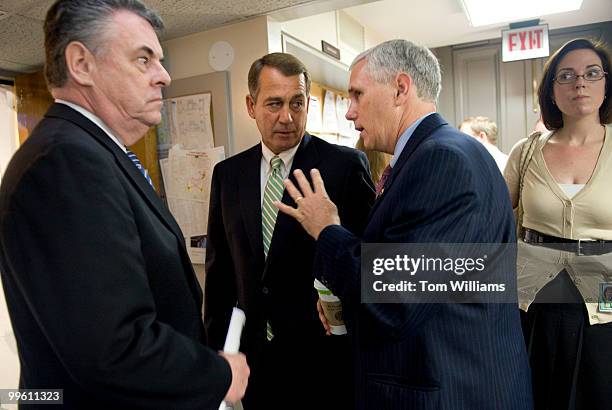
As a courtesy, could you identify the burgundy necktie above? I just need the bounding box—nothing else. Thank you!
[375,165,392,197]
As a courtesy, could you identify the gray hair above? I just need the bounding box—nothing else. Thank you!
[351,39,441,103]
[44,0,164,88]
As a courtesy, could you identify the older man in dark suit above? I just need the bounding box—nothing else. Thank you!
[277,39,533,410]
[204,52,374,409]
[0,1,248,408]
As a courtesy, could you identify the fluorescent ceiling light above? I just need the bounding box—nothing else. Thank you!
[460,0,583,27]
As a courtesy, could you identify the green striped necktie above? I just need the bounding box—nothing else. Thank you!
[262,155,284,341]
[262,156,284,257]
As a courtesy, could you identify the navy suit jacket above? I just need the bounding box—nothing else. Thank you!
[314,113,533,410]
[204,134,374,408]
[0,104,231,409]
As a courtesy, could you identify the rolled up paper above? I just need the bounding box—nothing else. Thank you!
[219,307,246,410]
[223,307,246,353]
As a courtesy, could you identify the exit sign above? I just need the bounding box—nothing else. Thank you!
[502,24,549,62]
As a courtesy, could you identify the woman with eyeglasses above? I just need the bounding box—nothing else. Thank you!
[505,38,612,409]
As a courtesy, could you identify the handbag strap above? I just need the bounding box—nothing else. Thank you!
[516,131,542,237]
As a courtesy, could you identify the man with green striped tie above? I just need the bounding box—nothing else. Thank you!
[205,52,375,409]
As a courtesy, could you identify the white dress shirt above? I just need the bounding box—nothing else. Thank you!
[55,99,126,153]
[260,142,300,205]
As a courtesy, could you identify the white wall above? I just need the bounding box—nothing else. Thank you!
[163,16,270,155]
[432,46,455,127]
[267,18,284,54]
[0,279,19,409]
[281,10,366,66]
[282,12,339,52]
[364,26,384,50]
[0,85,20,410]
[0,86,19,177]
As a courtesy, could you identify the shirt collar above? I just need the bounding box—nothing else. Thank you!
[261,140,300,172]
[390,112,435,168]
[55,99,127,153]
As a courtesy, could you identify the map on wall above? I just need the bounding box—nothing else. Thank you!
[160,145,225,239]
[158,93,214,155]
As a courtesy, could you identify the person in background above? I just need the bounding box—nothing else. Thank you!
[0,0,249,409]
[355,135,391,186]
[204,52,374,409]
[460,116,508,171]
[504,38,612,409]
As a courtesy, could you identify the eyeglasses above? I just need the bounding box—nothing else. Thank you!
[554,68,608,84]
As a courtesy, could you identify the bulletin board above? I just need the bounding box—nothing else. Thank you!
[157,71,233,264]
[161,71,233,156]
[307,81,359,147]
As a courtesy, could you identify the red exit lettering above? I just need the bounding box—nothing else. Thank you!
[508,28,544,52]
[533,29,543,49]
[508,33,517,51]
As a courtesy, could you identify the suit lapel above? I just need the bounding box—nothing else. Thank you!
[46,104,187,242]
[262,134,319,280]
[238,145,266,264]
[45,103,203,302]
[369,113,447,216]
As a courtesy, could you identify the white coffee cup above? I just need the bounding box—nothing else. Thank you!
[314,279,347,335]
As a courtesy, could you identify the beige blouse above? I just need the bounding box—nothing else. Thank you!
[504,124,612,324]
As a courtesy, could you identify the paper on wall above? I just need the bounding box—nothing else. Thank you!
[336,95,351,137]
[161,145,225,238]
[322,90,339,134]
[306,95,323,133]
[157,93,214,152]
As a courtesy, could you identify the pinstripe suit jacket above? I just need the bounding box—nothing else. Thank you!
[314,113,533,410]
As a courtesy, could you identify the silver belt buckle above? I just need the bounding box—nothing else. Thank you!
[577,239,583,256]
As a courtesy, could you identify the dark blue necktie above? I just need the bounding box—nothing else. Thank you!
[126,149,154,188]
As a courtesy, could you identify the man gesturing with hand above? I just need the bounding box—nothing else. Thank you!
[276,39,533,410]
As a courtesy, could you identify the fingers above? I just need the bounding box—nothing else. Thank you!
[316,299,332,336]
[283,168,327,202]
[310,169,329,198]
[292,169,314,197]
[316,299,324,316]
[220,352,250,403]
[275,168,337,239]
[274,200,300,220]
[282,177,305,204]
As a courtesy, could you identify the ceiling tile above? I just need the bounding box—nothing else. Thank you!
[0,14,44,68]
[0,0,44,15]
[18,0,54,20]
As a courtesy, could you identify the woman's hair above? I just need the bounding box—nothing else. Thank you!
[538,38,611,130]
[355,137,391,185]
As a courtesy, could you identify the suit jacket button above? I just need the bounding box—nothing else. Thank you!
[262,286,269,295]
